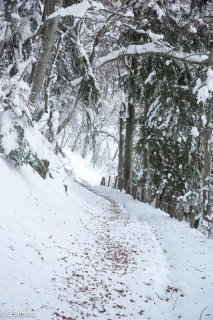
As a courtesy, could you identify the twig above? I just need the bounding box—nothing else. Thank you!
[154,291,164,301]
[173,295,179,311]
[199,306,208,320]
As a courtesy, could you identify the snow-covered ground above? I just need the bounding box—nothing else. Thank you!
[0,154,213,320]
[64,150,102,185]
[92,185,213,320]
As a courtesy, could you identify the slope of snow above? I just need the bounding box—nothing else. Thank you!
[93,185,213,320]
[64,150,102,185]
[0,155,213,320]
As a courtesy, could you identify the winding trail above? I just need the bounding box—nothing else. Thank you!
[1,161,212,320]
[54,181,181,320]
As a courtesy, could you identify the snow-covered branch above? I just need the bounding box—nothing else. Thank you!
[95,42,208,68]
[99,130,119,144]
[47,0,104,20]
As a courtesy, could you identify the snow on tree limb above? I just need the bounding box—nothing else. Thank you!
[95,42,208,68]
[47,0,103,20]
[99,130,119,144]
[47,0,90,19]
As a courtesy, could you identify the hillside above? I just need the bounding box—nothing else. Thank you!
[0,2,213,318]
[1,157,213,320]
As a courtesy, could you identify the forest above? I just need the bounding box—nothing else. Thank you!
[0,0,213,319]
[0,0,212,227]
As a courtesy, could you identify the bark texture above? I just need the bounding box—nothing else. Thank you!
[117,106,125,191]
[141,101,149,203]
[203,45,213,216]
[123,101,135,195]
[29,0,63,105]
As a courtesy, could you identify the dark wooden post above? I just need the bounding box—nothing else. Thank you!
[100,177,106,186]
[119,178,124,192]
[108,176,111,187]
[155,192,160,209]
[126,180,130,194]
[189,205,196,228]
[114,175,118,189]
[132,185,137,200]
[141,187,147,203]
[178,197,184,221]
[170,196,176,218]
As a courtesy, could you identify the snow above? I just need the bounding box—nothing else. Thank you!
[145,71,156,84]
[47,0,103,20]
[96,43,208,68]
[193,68,213,103]
[91,1,104,11]
[189,26,197,33]
[207,67,213,91]
[153,4,165,19]
[47,0,91,19]
[201,114,207,126]
[21,18,34,41]
[64,150,102,185]
[0,110,19,154]
[147,96,161,124]
[93,186,213,320]
[191,126,199,138]
[0,154,213,320]
[148,1,165,19]
[197,85,209,103]
[125,10,134,17]
[71,77,83,87]
[146,29,164,42]
[11,13,21,21]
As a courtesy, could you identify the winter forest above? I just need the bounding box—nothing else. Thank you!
[0,0,213,319]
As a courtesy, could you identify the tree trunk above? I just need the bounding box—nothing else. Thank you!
[108,176,111,187]
[170,196,177,218]
[189,205,196,228]
[178,197,184,221]
[114,175,118,189]
[132,185,137,200]
[209,45,213,68]
[0,1,16,61]
[141,147,149,202]
[140,100,149,203]
[3,1,18,67]
[203,117,212,216]
[123,101,135,195]
[155,192,160,209]
[203,45,213,216]
[117,105,125,191]
[29,0,63,105]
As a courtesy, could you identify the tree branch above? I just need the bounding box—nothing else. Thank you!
[95,42,208,68]
[99,130,119,144]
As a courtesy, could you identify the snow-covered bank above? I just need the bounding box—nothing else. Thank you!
[1,156,213,320]
[93,185,213,320]
[0,159,170,320]
[64,150,102,185]
[0,157,101,319]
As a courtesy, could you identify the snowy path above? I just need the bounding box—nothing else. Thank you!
[91,185,213,320]
[1,160,213,320]
[53,184,174,320]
